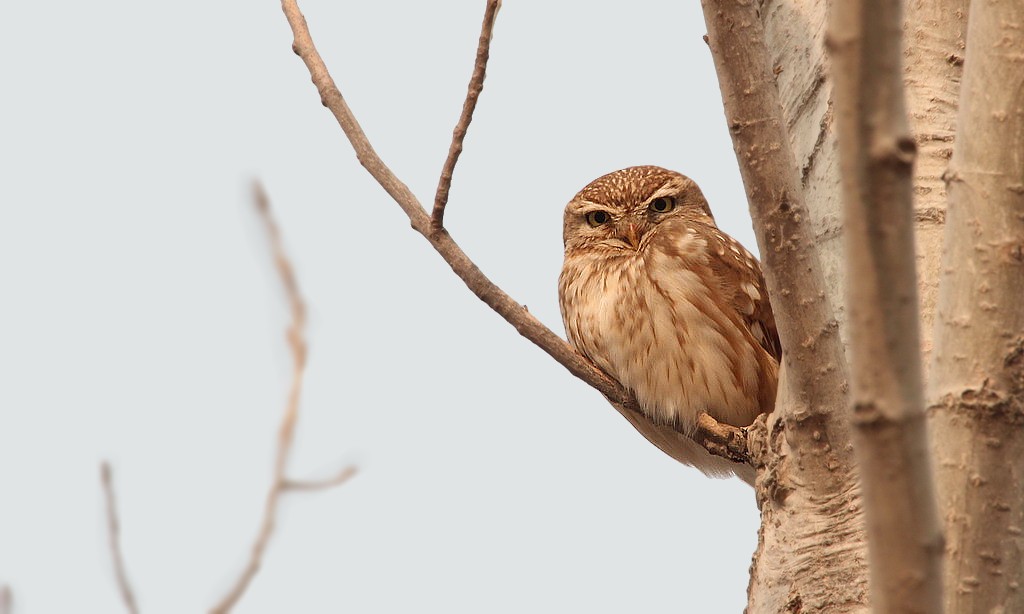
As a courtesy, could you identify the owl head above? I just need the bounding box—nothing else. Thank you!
[562,165,715,255]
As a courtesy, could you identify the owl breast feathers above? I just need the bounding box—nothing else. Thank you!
[558,166,780,484]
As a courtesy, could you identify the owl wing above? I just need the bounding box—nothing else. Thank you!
[703,227,782,362]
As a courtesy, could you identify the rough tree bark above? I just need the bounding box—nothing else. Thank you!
[700,0,1019,610]
[929,0,1024,610]
[902,0,969,363]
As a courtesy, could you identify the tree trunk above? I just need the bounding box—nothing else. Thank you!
[702,0,1019,610]
[929,0,1024,609]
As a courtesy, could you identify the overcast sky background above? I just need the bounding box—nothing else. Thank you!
[1,2,762,612]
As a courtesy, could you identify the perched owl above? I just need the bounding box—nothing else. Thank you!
[558,166,781,484]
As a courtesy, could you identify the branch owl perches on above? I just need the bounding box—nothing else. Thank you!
[281,0,759,477]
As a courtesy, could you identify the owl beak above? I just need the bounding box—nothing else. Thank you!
[623,223,642,249]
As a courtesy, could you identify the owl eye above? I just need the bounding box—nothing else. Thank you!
[585,210,611,227]
[649,197,676,213]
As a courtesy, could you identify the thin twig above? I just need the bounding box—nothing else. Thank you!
[283,466,358,492]
[100,463,140,614]
[280,0,750,464]
[252,182,306,344]
[430,0,500,232]
[209,182,356,614]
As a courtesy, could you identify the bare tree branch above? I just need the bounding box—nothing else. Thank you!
[829,0,943,608]
[279,0,750,466]
[430,0,500,232]
[207,181,307,614]
[100,463,140,614]
[209,182,357,614]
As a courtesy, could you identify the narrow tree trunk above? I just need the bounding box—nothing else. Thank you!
[700,1,866,610]
[929,0,1024,609]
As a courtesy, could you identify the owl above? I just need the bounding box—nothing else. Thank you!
[558,166,781,484]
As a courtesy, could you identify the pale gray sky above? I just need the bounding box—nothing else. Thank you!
[0,1,760,612]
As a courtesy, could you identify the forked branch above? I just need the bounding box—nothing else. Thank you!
[280,0,751,466]
[209,182,357,614]
[100,184,356,614]
[431,0,500,232]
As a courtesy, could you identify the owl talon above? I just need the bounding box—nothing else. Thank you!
[694,412,751,466]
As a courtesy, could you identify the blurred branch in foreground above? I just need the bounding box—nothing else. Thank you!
[0,584,13,614]
[209,182,358,614]
[101,182,357,614]
[100,463,139,614]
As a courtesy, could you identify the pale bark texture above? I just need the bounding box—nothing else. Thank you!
[829,0,943,609]
[701,0,1007,610]
[929,0,1024,610]
[903,0,969,364]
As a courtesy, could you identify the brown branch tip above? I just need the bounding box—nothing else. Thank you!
[430,0,501,231]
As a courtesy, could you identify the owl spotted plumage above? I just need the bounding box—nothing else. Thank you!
[558,166,780,483]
